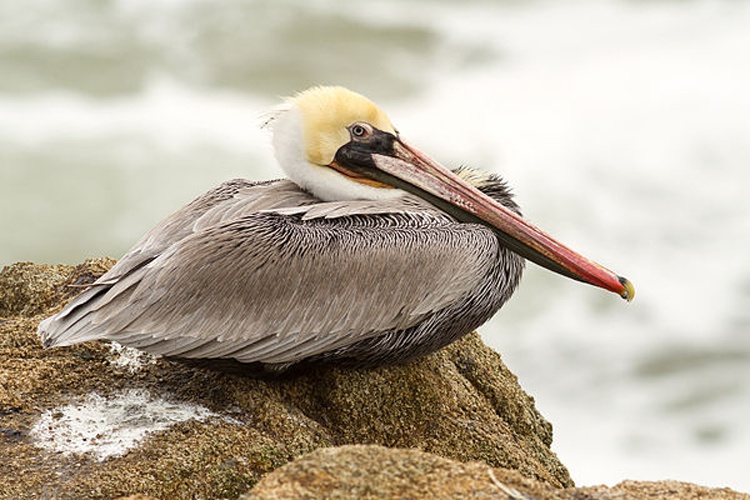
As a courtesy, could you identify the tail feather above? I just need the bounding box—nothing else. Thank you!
[38,253,158,349]
[38,285,111,348]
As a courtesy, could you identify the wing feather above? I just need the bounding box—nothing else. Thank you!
[40,179,500,366]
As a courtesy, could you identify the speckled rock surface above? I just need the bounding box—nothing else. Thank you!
[245,445,749,500]
[3,260,747,500]
[1,260,570,500]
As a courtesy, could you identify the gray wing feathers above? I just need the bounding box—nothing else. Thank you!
[93,179,315,284]
[40,179,300,346]
[267,196,434,221]
[39,179,498,365]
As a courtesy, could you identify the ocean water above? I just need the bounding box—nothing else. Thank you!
[2,0,749,491]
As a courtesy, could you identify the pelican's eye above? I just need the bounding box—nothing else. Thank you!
[349,122,373,140]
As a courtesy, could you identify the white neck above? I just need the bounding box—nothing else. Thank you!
[271,106,403,202]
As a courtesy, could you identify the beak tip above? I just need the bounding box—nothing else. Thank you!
[618,276,635,302]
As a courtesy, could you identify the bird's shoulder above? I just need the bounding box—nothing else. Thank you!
[97,178,462,285]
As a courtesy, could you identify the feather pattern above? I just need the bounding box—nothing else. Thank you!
[39,171,524,373]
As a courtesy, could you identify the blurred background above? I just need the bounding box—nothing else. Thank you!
[1,0,749,491]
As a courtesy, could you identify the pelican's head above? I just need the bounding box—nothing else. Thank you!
[265,85,634,301]
[267,86,404,201]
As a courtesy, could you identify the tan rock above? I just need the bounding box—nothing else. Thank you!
[4,261,746,499]
[245,445,749,500]
[0,260,569,499]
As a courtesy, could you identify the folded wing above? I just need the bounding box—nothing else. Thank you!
[39,179,499,366]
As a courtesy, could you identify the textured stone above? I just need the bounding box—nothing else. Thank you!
[3,261,746,499]
[0,260,569,499]
[246,445,750,500]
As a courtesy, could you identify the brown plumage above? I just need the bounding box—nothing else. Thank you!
[40,172,523,373]
[38,86,632,375]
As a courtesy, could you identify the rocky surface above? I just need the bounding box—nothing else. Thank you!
[0,260,747,500]
[246,445,748,500]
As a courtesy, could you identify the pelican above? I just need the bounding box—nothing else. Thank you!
[39,86,633,374]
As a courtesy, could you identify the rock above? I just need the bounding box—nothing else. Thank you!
[245,444,550,499]
[245,445,749,500]
[0,258,116,318]
[0,260,569,499]
[578,480,749,500]
[2,260,748,500]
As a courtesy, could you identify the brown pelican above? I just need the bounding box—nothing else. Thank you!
[39,86,633,374]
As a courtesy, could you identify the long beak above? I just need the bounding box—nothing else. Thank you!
[370,139,634,301]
